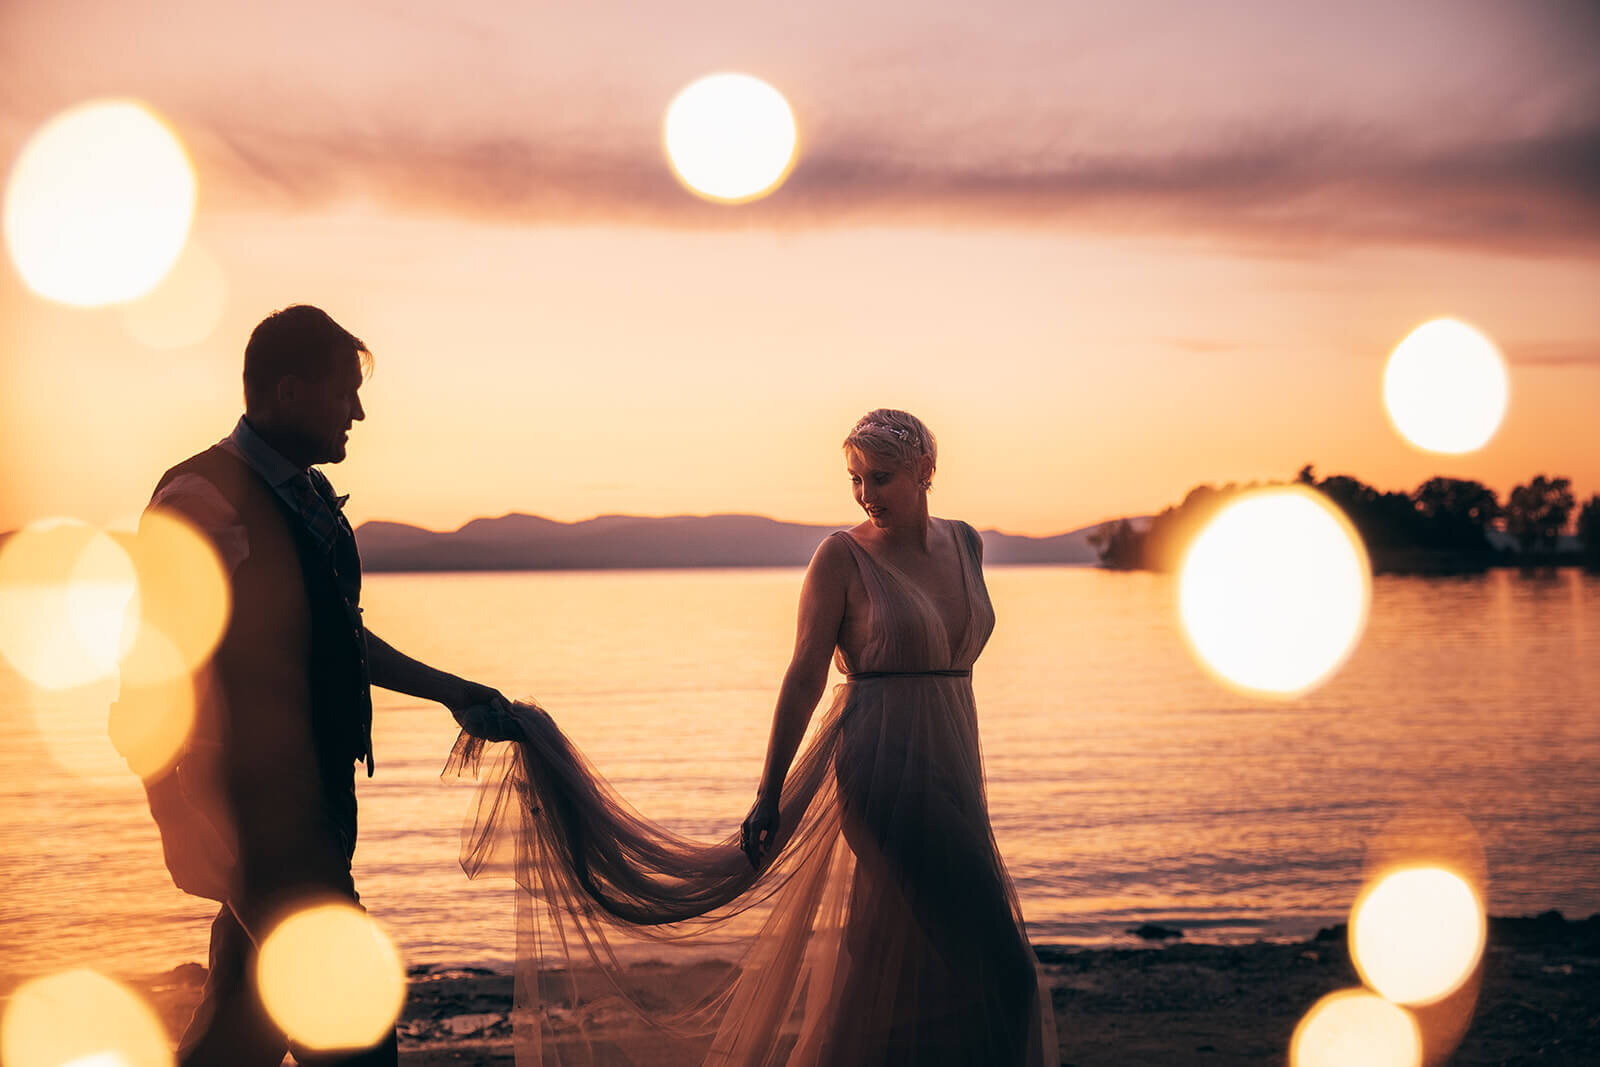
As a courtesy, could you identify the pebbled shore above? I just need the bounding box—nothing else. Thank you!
[116,913,1598,1066]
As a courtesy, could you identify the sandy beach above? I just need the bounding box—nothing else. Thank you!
[103,912,1598,1066]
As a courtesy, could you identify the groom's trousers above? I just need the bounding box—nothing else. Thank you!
[177,905,398,1067]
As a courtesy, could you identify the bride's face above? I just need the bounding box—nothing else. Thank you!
[848,449,922,529]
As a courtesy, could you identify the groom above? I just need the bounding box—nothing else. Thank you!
[147,305,511,1066]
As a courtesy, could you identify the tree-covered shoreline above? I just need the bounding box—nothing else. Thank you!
[1091,467,1600,575]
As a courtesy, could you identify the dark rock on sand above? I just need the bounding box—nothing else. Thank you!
[1489,910,1600,951]
[1129,923,1184,941]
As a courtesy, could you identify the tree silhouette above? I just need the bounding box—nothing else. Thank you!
[1505,475,1575,557]
[1139,483,1250,571]
[1412,477,1501,551]
[1312,473,1420,552]
[1316,474,1379,514]
[1578,495,1600,572]
[1088,465,1578,573]
[1087,519,1142,570]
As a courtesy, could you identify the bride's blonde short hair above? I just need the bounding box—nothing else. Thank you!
[844,409,937,488]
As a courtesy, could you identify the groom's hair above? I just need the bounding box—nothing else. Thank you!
[243,305,372,410]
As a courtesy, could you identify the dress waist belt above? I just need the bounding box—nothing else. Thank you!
[846,669,971,681]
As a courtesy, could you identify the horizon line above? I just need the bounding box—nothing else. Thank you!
[354,510,1129,541]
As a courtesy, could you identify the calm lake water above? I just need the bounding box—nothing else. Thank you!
[2,565,1597,981]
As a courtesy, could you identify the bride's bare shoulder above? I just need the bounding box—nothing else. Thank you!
[807,529,867,587]
[811,528,855,568]
[939,517,983,560]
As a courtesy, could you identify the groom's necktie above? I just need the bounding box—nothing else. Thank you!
[285,468,372,775]
[285,470,363,616]
[285,471,342,554]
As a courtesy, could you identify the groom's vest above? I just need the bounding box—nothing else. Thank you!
[131,444,372,900]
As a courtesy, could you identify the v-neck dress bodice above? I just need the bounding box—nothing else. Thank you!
[830,520,995,678]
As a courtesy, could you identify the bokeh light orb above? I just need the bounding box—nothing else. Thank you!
[120,240,227,349]
[0,519,138,689]
[664,73,798,203]
[257,902,406,1051]
[4,99,196,306]
[1178,486,1371,697]
[122,507,230,682]
[1,968,173,1067]
[1363,808,1488,903]
[29,677,141,781]
[1352,866,1486,1006]
[106,627,197,780]
[1291,989,1421,1067]
[1384,319,1508,455]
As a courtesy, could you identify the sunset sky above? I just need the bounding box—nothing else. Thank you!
[2,0,1597,537]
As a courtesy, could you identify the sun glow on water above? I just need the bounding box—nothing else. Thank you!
[4,100,197,306]
[1383,318,1509,455]
[664,73,798,203]
[1177,486,1371,697]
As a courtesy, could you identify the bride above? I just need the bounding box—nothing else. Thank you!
[449,409,1058,1066]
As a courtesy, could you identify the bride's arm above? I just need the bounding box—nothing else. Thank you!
[741,536,851,866]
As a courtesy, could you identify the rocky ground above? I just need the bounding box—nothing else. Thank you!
[121,912,1598,1065]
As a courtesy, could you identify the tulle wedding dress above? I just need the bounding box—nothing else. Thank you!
[446,523,1058,1065]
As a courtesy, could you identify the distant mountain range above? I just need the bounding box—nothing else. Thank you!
[0,513,1583,572]
[353,513,1108,571]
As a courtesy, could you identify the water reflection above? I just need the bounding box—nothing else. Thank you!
[0,566,1595,978]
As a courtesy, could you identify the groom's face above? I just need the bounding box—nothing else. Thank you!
[283,348,366,465]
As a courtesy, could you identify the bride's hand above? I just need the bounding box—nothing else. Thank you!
[740,792,780,869]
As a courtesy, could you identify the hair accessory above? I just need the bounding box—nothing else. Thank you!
[860,422,917,447]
